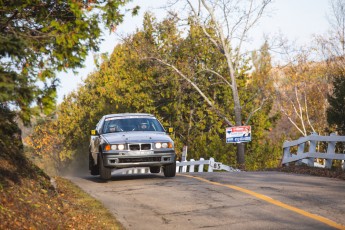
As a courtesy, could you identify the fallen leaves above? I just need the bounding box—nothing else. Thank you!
[268,165,345,180]
[0,167,123,230]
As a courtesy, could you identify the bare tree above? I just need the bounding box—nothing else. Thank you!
[144,0,272,167]
[328,0,345,55]
[273,49,329,137]
[315,0,345,69]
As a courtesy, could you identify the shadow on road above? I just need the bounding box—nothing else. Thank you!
[80,173,171,183]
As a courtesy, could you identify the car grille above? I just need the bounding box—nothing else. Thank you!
[129,143,151,150]
[118,157,161,163]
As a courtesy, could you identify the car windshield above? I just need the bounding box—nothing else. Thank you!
[102,117,165,134]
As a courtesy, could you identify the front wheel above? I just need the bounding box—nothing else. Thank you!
[98,154,112,180]
[89,152,99,175]
[163,162,176,177]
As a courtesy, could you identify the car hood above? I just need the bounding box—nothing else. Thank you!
[102,132,172,144]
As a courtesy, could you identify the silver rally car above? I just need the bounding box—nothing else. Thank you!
[89,113,176,180]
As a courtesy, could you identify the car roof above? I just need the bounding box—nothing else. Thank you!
[103,113,155,119]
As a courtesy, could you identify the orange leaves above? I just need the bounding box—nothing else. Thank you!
[25,120,62,155]
[0,174,65,229]
[24,119,66,174]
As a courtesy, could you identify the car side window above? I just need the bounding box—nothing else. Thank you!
[96,117,105,134]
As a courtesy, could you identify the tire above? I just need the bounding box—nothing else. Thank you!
[150,166,161,173]
[89,153,99,175]
[98,153,112,180]
[163,162,176,177]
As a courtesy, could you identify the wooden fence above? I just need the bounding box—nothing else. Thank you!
[282,133,345,170]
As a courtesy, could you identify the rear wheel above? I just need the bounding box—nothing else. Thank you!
[150,166,161,173]
[98,154,111,180]
[163,162,176,177]
[89,153,99,175]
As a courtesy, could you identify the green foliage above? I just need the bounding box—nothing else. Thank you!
[0,105,22,158]
[0,104,51,189]
[241,42,282,170]
[327,73,345,135]
[0,0,129,123]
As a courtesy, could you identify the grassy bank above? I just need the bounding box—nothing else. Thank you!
[0,152,123,230]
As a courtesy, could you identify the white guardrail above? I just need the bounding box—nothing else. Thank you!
[113,157,240,175]
[176,157,240,173]
[282,133,345,170]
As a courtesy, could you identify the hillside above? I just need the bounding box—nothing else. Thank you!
[0,146,122,229]
[0,108,123,229]
[0,149,124,229]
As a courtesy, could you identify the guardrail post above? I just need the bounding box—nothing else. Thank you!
[325,133,336,169]
[176,161,180,173]
[182,160,188,173]
[190,159,195,172]
[208,158,214,172]
[307,133,317,167]
[297,142,306,165]
[282,142,292,166]
[198,158,205,172]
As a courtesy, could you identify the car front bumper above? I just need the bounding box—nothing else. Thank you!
[102,150,176,168]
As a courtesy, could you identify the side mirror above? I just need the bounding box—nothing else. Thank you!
[167,127,174,134]
[90,129,98,135]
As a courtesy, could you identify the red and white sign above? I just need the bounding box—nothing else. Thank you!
[226,126,251,143]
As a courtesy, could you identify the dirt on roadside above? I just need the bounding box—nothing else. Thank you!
[266,165,345,180]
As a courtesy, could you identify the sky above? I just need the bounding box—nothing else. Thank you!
[56,0,331,103]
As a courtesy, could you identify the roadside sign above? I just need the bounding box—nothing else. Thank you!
[226,126,251,143]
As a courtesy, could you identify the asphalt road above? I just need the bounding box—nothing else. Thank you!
[67,171,345,230]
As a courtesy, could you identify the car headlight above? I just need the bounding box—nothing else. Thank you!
[155,143,162,149]
[106,144,126,151]
[155,142,173,149]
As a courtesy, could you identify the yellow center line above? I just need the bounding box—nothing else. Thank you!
[181,174,345,230]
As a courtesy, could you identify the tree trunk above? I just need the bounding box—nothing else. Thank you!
[233,83,245,168]
[236,143,246,169]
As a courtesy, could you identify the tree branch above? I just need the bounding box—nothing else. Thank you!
[280,106,306,136]
[245,97,267,124]
[145,56,234,126]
